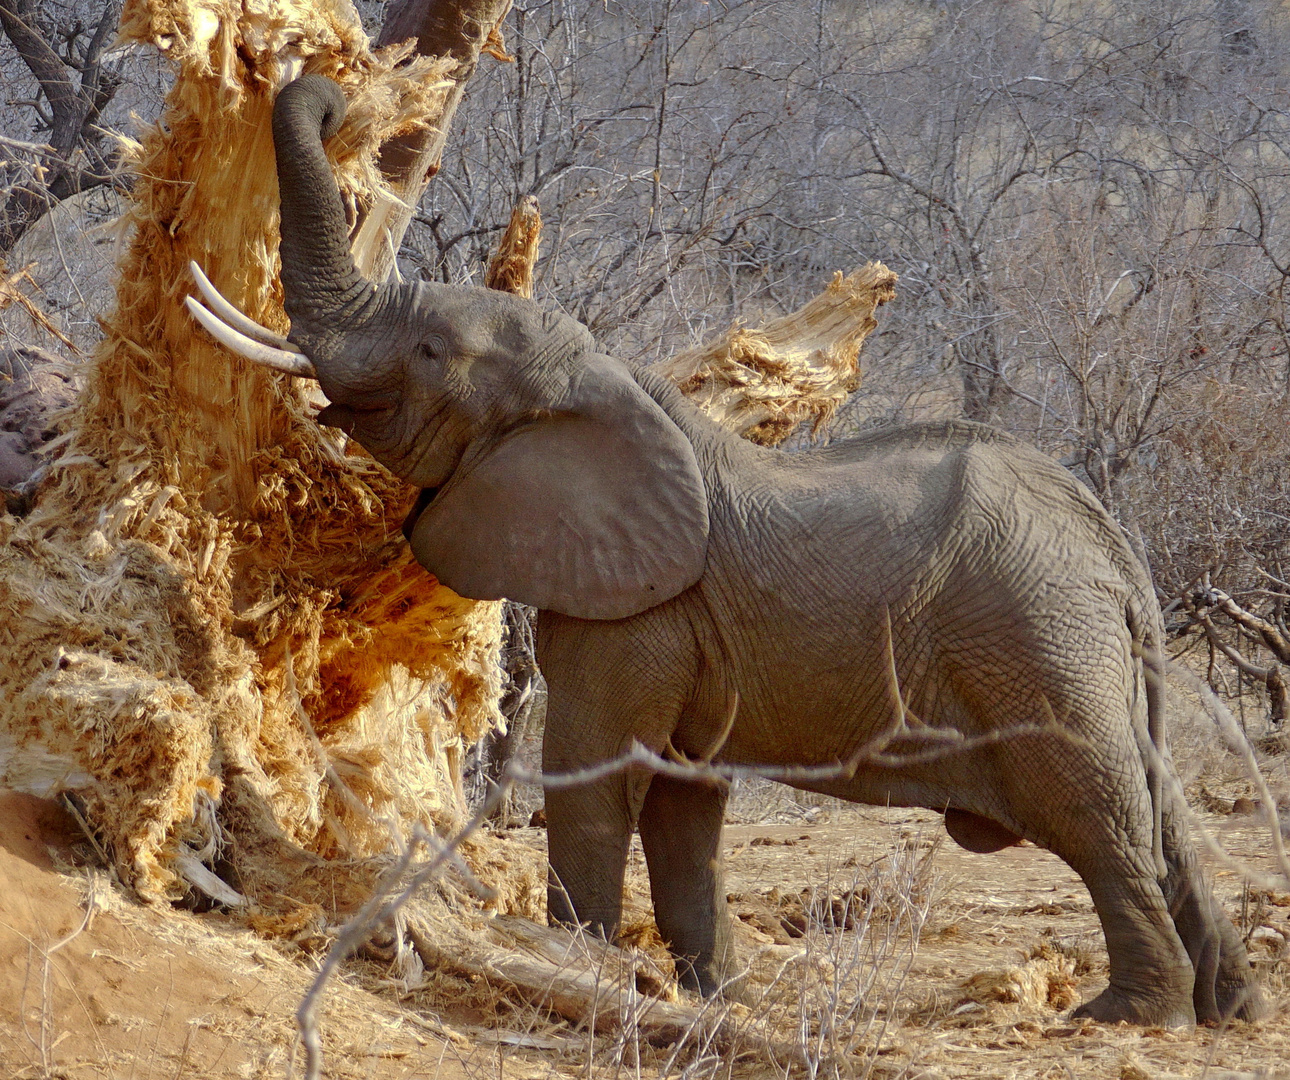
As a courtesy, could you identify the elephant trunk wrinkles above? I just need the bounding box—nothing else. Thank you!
[272,76,378,342]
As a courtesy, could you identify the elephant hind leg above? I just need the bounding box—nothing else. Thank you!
[637,772,739,997]
[1059,839,1196,1027]
[988,733,1197,1026]
[1157,780,1263,1022]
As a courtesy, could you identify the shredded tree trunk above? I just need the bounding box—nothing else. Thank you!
[0,0,510,906]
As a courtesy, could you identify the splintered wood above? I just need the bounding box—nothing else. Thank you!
[0,0,502,904]
[652,263,897,445]
[408,913,731,1043]
[486,196,543,299]
[0,261,74,349]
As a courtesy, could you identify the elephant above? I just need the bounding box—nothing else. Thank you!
[189,74,1261,1027]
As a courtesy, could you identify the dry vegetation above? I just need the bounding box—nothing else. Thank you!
[1,0,1290,1078]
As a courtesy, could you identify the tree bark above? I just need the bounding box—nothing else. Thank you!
[0,0,122,253]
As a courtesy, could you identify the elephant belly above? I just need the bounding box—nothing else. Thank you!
[689,587,1136,846]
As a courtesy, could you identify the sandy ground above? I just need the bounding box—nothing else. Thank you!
[713,803,1290,1079]
[1,784,1287,1080]
[0,791,477,1080]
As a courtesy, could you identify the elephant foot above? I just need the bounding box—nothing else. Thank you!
[676,958,752,1005]
[1204,926,1265,1023]
[1203,974,1265,1024]
[1072,985,1195,1028]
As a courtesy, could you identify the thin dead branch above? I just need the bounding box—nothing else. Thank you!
[1185,578,1290,724]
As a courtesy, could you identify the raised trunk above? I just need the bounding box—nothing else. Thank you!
[272,76,376,337]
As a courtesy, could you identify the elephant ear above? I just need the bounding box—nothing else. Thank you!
[406,353,709,620]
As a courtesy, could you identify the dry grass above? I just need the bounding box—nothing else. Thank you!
[4,753,1289,1080]
[391,823,939,1080]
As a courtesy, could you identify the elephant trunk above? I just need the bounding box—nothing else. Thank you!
[272,76,378,343]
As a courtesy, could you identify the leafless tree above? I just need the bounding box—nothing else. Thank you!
[0,0,125,252]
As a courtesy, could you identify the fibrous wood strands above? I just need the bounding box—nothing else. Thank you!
[0,0,502,906]
[485,196,542,299]
[652,263,898,446]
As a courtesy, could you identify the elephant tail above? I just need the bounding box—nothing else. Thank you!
[1127,588,1169,881]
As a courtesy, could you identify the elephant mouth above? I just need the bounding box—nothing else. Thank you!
[315,399,395,435]
[402,486,438,542]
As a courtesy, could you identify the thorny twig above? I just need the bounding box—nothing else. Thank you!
[16,874,100,1073]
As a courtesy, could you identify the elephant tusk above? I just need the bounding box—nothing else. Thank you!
[188,261,304,354]
[185,296,318,378]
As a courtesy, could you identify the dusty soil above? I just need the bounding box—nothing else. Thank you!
[2,784,1288,1080]
[713,802,1290,1079]
[0,791,471,1079]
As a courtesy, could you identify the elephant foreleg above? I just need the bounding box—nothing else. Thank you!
[637,772,737,996]
[545,775,639,941]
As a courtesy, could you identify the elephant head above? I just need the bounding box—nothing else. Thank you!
[188,74,709,620]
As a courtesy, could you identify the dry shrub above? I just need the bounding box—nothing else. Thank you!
[743,838,937,1080]
[1135,378,1290,602]
[733,841,939,946]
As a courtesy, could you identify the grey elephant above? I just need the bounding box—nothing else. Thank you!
[190,75,1260,1027]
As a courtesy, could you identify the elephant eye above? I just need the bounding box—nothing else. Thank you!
[420,335,447,362]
